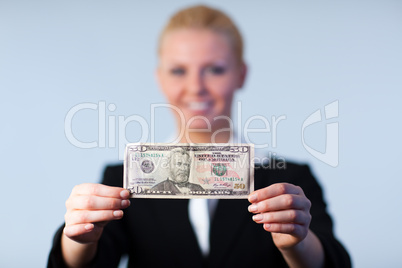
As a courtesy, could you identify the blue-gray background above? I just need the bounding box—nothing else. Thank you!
[1,0,401,267]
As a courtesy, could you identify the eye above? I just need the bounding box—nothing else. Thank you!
[206,66,226,75]
[170,68,185,76]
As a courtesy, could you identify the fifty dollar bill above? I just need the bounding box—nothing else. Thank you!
[123,143,254,199]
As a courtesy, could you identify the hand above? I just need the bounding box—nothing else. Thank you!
[248,183,312,250]
[63,183,131,244]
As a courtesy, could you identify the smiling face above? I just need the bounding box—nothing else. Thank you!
[157,28,246,131]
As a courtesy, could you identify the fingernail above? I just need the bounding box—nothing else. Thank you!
[249,194,257,203]
[84,223,94,231]
[120,190,130,198]
[121,200,130,208]
[264,224,271,230]
[248,204,258,213]
[252,214,263,221]
[113,210,123,217]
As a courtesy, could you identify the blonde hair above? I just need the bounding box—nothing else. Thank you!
[158,5,244,63]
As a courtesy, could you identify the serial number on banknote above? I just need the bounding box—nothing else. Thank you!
[123,143,254,199]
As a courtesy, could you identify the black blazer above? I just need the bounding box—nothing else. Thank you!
[48,162,351,268]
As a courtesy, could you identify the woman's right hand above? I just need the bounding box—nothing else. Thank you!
[63,183,131,244]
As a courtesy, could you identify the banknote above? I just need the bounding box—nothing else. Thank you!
[123,143,254,199]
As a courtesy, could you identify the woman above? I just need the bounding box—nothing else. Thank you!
[48,5,350,268]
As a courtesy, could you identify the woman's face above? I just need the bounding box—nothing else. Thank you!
[157,28,246,131]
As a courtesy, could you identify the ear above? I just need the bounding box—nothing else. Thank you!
[237,61,248,89]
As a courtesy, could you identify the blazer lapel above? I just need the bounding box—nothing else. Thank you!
[152,199,204,267]
[209,198,251,267]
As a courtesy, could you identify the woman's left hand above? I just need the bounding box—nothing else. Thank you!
[248,183,312,250]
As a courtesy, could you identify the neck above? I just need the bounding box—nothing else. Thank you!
[175,116,233,144]
[179,131,232,143]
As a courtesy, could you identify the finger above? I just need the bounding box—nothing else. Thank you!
[248,194,310,213]
[72,183,130,199]
[66,196,131,210]
[63,223,95,238]
[66,210,125,225]
[248,183,304,203]
[263,223,305,237]
[252,210,311,225]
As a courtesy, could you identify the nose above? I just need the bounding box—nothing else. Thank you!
[186,69,207,96]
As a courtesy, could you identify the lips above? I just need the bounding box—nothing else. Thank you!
[187,101,212,111]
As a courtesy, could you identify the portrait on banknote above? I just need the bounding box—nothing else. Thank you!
[149,147,205,195]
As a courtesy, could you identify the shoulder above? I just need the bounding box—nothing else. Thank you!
[255,159,318,190]
[152,179,173,189]
[255,158,311,178]
[151,179,182,194]
[188,182,205,191]
[101,163,123,187]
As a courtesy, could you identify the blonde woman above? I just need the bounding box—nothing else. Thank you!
[49,5,350,268]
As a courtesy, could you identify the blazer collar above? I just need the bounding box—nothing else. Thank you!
[209,198,251,266]
[153,199,205,267]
